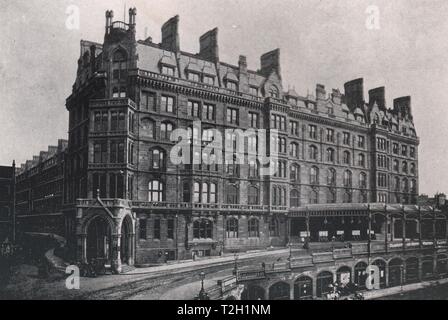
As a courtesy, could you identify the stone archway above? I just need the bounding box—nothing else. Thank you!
[86,216,112,262]
[120,215,135,266]
[268,282,290,300]
[241,285,265,300]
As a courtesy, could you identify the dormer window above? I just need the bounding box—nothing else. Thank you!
[226,81,238,91]
[203,75,215,86]
[188,72,200,82]
[161,65,175,76]
[250,86,259,96]
[269,86,279,98]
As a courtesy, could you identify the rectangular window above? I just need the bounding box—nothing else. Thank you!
[161,95,175,113]
[202,103,215,121]
[249,112,259,128]
[161,66,175,76]
[410,147,416,158]
[167,219,175,240]
[309,125,317,139]
[203,75,215,86]
[188,100,201,118]
[358,136,365,148]
[94,111,108,132]
[290,121,298,136]
[343,132,350,145]
[227,108,239,125]
[141,92,156,111]
[188,72,200,82]
[153,219,161,240]
[94,142,107,163]
[249,87,259,96]
[139,219,147,240]
[393,143,399,155]
[326,129,334,142]
[402,145,408,157]
[226,81,237,91]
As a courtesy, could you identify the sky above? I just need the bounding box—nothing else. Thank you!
[1,0,447,195]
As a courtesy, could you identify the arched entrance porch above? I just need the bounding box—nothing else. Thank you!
[86,216,112,262]
[120,215,135,266]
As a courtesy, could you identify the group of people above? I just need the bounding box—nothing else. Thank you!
[326,282,364,300]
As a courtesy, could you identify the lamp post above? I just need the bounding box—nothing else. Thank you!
[233,253,239,277]
[400,265,404,295]
[196,271,209,300]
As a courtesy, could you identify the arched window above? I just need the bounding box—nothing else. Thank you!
[343,151,351,165]
[309,145,318,160]
[248,160,259,178]
[326,148,335,162]
[112,49,127,80]
[310,167,319,185]
[343,191,352,203]
[226,218,239,238]
[410,163,416,175]
[359,172,367,189]
[411,179,417,193]
[358,154,365,167]
[290,164,300,182]
[193,182,200,203]
[160,122,174,140]
[309,189,318,204]
[290,189,300,207]
[202,183,209,203]
[393,160,399,172]
[227,184,239,204]
[402,178,409,192]
[148,180,163,202]
[182,182,191,202]
[141,118,155,138]
[394,177,400,191]
[343,170,352,187]
[269,217,279,237]
[248,218,260,237]
[327,168,336,186]
[193,219,213,239]
[402,161,408,173]
[149,149,165,170]
[290,143,299,157]
[248,186,259,205]
[327,188,336,203]
[269,86,279,98]
[210,183,217,203]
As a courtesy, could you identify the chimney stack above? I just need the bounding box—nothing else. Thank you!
[316,84,326,101]
[368,87,386,109]
[105,10,114,35]
[344,78,364,110]
[199,28,219,62]
[128,7,137,28]
[260,49,281,78]
[161,15,180,52]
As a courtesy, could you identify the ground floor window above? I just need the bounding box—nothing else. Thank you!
[193,219,213,239]
[248,218,260,237]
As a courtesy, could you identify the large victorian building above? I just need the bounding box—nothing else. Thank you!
[17,9,439,274]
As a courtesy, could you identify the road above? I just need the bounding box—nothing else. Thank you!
[0,249,293,300]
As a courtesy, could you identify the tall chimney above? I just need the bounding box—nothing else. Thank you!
[316,84,326,101]
[393,96,412,119]
[368,87,386,109]
[161,15,180,52]
[344,78,364,110]
[199,28,219,62]
[260,49,281,78]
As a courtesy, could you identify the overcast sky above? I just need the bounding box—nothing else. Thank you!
[1,0,447,196]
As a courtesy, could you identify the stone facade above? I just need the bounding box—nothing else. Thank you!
[0,163,15,243]
[14,8,421,267]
